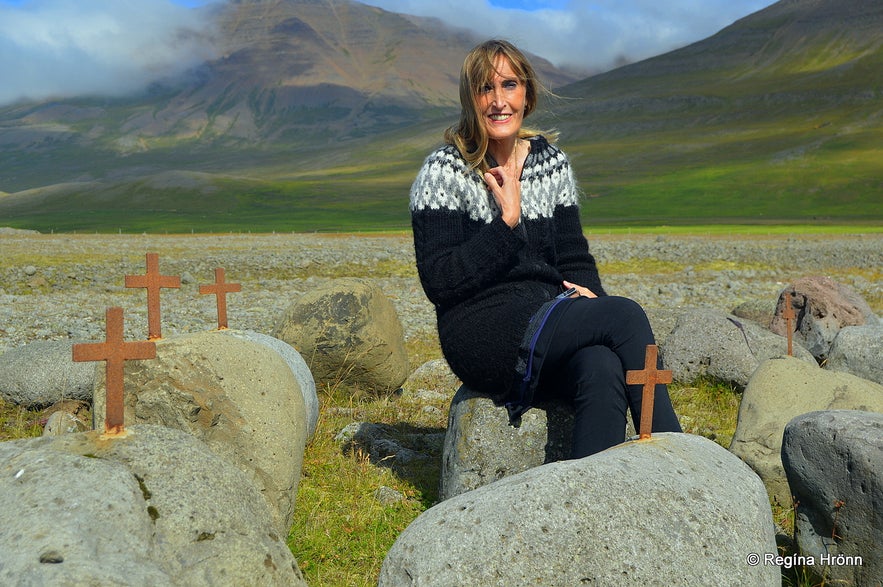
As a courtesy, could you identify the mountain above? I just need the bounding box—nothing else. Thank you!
[0,0,881,231]
[0,0,573,160]
[110,0,575,146]
[0,0,579,232]
[545,0,883,224]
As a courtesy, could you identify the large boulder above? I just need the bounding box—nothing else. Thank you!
[220,328,319,437]
[782,411,883,587]
[273,278,409,393]
[729,356,883,505]
[380,433,779,587]
[91,330,307,535]
[401,358,460,397]
[662,308,814,387]
[769,277,879,363]
[644,306,685,347]
[825,324,883,385]
[732,298,776,326]
[440,385,573,501]
[0,425,305,586]
[0,340,93,407]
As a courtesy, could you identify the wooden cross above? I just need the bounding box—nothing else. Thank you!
[125,252,180,340]
[782,291,796,357]
[199,267,241,330]
[72,307,156,434]
[625,344,672,440]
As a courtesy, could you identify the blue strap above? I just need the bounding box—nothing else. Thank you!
[506,296,571,426]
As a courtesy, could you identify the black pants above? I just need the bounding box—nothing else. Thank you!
[533,295,682,458]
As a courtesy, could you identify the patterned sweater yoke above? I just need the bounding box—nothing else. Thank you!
[409,136,581,222]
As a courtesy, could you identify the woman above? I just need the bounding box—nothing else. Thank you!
[410,39,681,458]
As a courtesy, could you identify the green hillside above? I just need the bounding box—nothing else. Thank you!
[1,0,881,232]
[547,0,883,226]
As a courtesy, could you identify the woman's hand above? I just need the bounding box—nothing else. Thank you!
[563,280,597,298]
[483,166,521,228]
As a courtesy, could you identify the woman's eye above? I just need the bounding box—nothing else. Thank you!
[480,84,493,94]
[503,80,519,89]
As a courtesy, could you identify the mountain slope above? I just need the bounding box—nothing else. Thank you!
[0,0,881,231]
[0,0,573,157]
[545,0,883,224]
[0,0,577,232]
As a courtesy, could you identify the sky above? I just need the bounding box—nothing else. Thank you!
[0,0,778,107]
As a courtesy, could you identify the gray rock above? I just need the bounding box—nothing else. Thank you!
[380,433,779,587]
[440,385,574,501]
[782,411,883,587]
[42,410,88,436]
[91,330,307,535]
[770,277,879,363]
[825,324,883,385]
[732,298,776,325]
[221,328,319,437]
[402,358,459,396]
[0,425,305,586]
[729,356,883,505]
[662,308,815,387]
[273,277,409,393]
[374,486,405,506]
[644,306,686,347]
[0,340,94,407]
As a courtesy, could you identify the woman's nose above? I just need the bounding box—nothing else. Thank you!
[491,86,504,107]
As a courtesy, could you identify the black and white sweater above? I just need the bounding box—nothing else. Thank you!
[410,135,606,396]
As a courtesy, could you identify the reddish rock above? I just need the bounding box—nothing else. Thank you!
[770,276,878,362]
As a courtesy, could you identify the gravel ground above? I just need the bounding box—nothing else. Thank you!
[1,230,880,356]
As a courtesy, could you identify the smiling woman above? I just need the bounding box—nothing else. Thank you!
[409,39,682,459]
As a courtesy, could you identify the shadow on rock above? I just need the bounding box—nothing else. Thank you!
[336,421,446,504]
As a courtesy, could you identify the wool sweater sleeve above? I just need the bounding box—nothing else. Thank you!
[410,147,526,309]
[553,156,606,296]
[554,204,606,296]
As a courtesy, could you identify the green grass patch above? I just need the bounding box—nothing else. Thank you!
[0,398,43,441]
[600,258,683,275]
[668,379,741,448]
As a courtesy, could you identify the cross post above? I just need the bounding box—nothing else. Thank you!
[72,307,156,434]
[782,291,796,357]
[625,344,672,440]
[199,267,241,330]
[125,252,180,340]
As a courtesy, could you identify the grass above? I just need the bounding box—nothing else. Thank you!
[0,398,44,441]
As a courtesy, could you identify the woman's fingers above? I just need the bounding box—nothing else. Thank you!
[484,169,504,188]
[485,166,521,228]
[562,280,597,298]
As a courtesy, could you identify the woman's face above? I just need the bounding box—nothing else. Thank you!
[477,56,526,145]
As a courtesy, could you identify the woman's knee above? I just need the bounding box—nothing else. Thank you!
[604,295,647,323]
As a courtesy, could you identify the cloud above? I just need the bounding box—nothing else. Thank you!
[0,0,777,107]
[360,0,777,73]
[0,0,219,106]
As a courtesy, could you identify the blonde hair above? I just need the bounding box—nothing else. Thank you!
[445,39,555,172]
